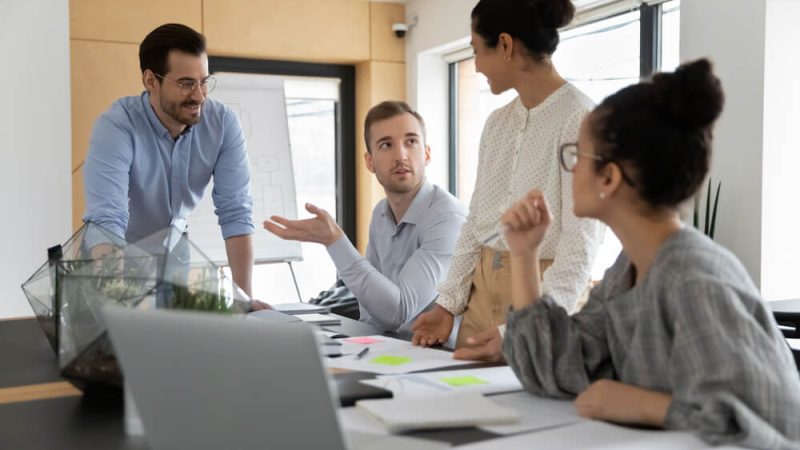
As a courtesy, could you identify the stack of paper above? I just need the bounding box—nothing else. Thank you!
[324,335,475,374]
[355,392,519,433]
[360,366,523,398]
[295,313,341,325]
[273,302,330,315]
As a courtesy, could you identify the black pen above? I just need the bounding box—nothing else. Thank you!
[354,347,370,359]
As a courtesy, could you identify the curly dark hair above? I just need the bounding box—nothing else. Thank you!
[471,0,575,60]
[590,58,725,208]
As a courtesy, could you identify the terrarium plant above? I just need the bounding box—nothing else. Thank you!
[22,222,248,391]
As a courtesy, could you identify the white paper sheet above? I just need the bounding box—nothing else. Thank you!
[478,391,583,435]
[457,420,709,449]
[360,366,523,398]
[323,335,476,374]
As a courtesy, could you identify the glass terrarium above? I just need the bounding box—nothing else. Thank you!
[21,222,251,391]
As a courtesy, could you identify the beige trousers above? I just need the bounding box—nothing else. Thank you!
[455,247,553,348]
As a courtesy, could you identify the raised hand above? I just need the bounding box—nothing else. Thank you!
[411,304,454,346]
[501,189,552,257]
[263,203,344,246]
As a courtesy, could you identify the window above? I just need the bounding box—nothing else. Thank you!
[661,0,681,72]
[209,58,356,302]
[449,2,680,280]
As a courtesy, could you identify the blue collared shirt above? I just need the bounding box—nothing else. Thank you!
[83,92,254,245]
[326,181,468,333]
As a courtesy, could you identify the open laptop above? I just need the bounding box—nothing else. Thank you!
[103,307,448,450]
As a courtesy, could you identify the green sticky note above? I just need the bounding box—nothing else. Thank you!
[439,376,489,387]
[369,355,412,366]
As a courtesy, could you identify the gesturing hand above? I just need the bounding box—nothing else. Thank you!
[501,189,552,257]
[411,304,454,347]
[263,203,344,247]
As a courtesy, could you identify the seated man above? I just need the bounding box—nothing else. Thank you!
[264,101,467,333]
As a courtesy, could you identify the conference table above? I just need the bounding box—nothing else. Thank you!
[0,314,499,449]
[1,310,743,449]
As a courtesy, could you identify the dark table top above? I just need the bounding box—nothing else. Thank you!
[0,315,497,449]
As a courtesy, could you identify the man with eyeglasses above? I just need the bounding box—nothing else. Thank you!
[83,23,268,310]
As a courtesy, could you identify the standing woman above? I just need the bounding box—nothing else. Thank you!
[413,0,604,354]
[501,59,800,448]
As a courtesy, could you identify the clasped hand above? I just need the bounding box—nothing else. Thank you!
[501,189,553,256]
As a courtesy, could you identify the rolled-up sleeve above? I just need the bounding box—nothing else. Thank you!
[82,114,133,242]
[663,279,800,448]
[502,292,614,398]
[328,210,466,331]
[212,107,254,239]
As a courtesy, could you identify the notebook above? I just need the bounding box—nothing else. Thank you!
[355,392,519,433]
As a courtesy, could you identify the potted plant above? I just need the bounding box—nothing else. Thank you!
[693,178,721,239]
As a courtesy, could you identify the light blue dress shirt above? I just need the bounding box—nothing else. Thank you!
[82,92,254,246]
[326,181,468,333]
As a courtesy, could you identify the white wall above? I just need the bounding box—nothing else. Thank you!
[0,0,72,318]
[680,0,766,287]
[682,0,800,300]
[404,0,474,189]
[761,0,800,300]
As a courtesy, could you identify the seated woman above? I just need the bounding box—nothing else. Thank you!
[499,59,800,448]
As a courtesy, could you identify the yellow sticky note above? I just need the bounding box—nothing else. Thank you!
[439,376,489,387]
[369,355,412,366]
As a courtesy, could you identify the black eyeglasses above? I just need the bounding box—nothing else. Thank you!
[559,143,636,187]
[154,73,217,96]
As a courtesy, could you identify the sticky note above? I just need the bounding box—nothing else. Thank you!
[369,355,412,366]
[439,376,489,387]
[346,337,383,345]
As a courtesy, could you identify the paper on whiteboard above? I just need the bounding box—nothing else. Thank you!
[188,73,302,264]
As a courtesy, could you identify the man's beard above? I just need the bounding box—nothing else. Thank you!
[162,98,202,126]
[379,166,419,194]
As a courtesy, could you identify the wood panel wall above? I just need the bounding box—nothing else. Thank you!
[69,0,405,253]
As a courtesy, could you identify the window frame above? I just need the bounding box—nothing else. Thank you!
[446,2,671,196]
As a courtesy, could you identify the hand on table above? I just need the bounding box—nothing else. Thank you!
[411,304,454,347]
[453,327,505,362]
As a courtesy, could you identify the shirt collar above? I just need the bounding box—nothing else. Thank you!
[512,83,571,117]
[141,91,193,139]
[381,180,434,227]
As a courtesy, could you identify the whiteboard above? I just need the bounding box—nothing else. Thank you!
[187,73,302,265]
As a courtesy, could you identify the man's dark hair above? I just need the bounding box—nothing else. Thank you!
[364,101,427,153]
[139,23,206,79]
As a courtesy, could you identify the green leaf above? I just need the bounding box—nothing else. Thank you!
[709,181,721,239]
[704,178,712,235]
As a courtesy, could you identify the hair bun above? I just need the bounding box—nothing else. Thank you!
[523,0,575,29]
[652,58,724,130]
